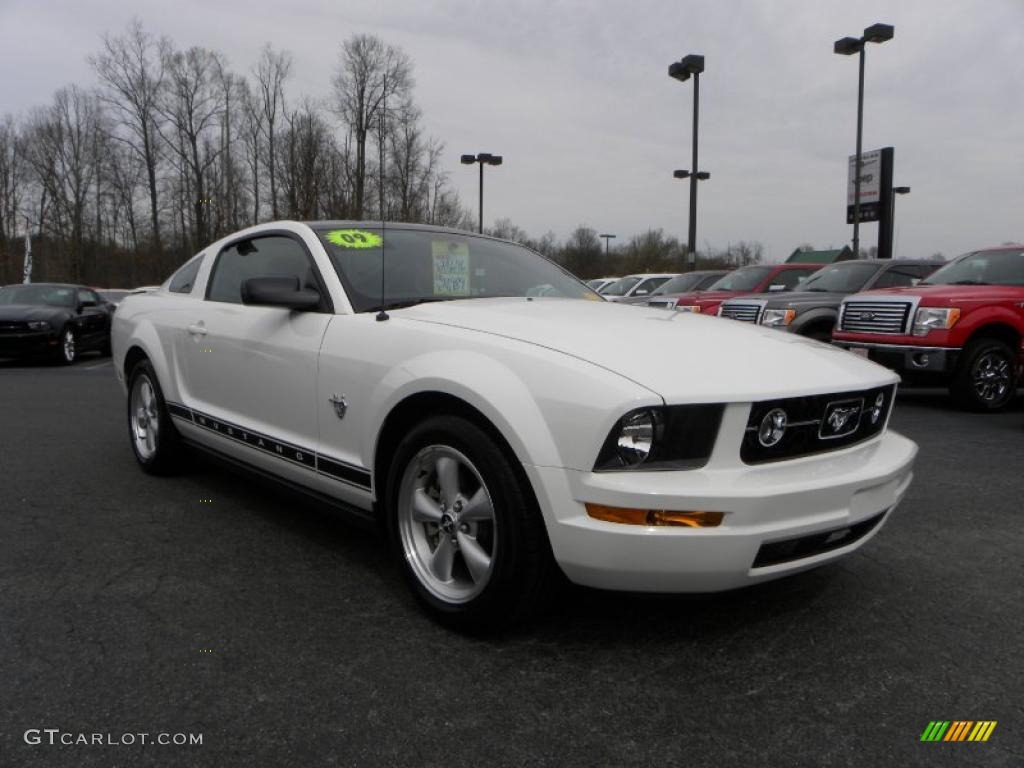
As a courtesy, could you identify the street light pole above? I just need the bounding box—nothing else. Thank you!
[835,23,894,259]
[460,152,503,234]
[891,185,910,255]
[689,69,699,265]
[599,233,616,257]
[668,54,706,271]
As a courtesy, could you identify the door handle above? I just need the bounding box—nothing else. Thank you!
[187,323,208,336]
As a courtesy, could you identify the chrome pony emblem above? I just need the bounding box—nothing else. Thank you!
[328,394,348,419]
[819,399,863,439]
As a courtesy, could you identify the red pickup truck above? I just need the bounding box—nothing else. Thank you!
[667,263,821,316]
[833,245,1024,411]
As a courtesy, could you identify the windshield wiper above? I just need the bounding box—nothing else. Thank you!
[371,297,459,311]
[949,280,989,285]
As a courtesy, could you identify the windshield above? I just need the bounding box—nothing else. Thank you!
[0,284,76,307]
[800,262,878,293]
[921,250,1024,286]
[600,276,641,296]
[315,227,598,312]
[98,290,130,302]
[652,273,704,295]
[707,266,773,292]
[585,279,607,290]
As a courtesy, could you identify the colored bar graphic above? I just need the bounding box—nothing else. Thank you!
[921,720,996,742]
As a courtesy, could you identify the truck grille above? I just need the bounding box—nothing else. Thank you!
[840,301,911,335]
[720,303,761,323]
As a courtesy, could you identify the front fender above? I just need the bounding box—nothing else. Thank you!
[791,307,838,335]
[112,311,176,399]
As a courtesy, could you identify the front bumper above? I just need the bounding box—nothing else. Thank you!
[831,340,959,376]
[523,430,916,592]
[0,331,60,357]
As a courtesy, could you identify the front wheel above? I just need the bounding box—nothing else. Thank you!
[57,326,77,365]
[387,415,555,631]
[950,338,1018,411]
[127,359,184,474]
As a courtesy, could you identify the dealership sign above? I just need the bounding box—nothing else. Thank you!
[847,148,893,224]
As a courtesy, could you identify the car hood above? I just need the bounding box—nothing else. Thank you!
[750,290,850,308]
[0,304,69,322]
[856,284,1024,304]
[395,298,895,402]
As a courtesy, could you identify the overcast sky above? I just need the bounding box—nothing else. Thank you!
[2,0,1022,262]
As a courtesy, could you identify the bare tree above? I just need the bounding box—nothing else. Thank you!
[25,87,103,281]
[157,45,228,250]
[332,34,412,220]
[253,44,292,220]
[91,20,167,254]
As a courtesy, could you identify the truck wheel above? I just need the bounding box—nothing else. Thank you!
[386,414,555,631]
[127,359,185,474]
[950,338,1017,412]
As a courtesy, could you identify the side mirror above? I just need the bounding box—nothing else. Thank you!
[767,284,787,292]
[241,276,321,311]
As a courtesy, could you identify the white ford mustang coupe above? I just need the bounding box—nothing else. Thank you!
[112,221,917,628]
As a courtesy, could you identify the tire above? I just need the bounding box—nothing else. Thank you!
[950,338,1018,412]
[56,326,77,365]
[385,414,556,631]
[127,359,184,474]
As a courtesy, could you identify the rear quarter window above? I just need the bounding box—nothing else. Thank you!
[169,255,204,294]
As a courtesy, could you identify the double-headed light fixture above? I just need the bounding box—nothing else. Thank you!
[461,152,503,234]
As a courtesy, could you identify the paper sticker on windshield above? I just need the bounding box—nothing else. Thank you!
[432,241,470,296]
[325,229,383,249]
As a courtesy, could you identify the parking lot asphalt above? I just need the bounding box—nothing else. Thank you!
[0,359,1022,767]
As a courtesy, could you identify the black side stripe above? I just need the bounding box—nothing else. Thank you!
[165,401,371,490]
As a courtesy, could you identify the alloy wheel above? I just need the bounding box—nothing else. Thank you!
[130,374,160,460]
[396,445,497,604]
[972,351,1012,403]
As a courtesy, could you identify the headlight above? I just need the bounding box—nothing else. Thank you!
[676,304,701,313]
[616,411,656,465]
[27,320,51,331]
[594,404,724,471]
[760,309,796,327]
[912,307,960,336]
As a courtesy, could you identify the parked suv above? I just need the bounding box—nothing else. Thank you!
[832,245,1024,411]
[719,259,943,340]
[672,263,821,316]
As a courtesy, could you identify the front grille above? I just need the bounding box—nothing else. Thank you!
[720,303,761,323]
[741,384,896,464]
[0,321,29,334]
[752,511,887,567]
[840,301,912,334]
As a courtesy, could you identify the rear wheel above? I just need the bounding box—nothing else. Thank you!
[950,338,1017,411]
[387,414,555,631]
[127,359,184,474]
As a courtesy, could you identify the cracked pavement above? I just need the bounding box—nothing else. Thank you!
[0,361,1022,767]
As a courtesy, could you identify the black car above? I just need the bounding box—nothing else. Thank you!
[717,259,944,340]
[0,283,114,364]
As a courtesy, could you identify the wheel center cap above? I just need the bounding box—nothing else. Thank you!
[439,513,456,536]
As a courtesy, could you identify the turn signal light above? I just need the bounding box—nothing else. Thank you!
[585,503,724,528]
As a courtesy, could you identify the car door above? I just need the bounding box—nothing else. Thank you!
[176,232,334,464]
[75,288,107,349]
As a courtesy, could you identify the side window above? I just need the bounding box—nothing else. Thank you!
[633,277,669,295]
[77,289,100,305]
[872,267,913,289]
[207,235,319,305]
[774,269,815,290]
[169,256,203,294]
